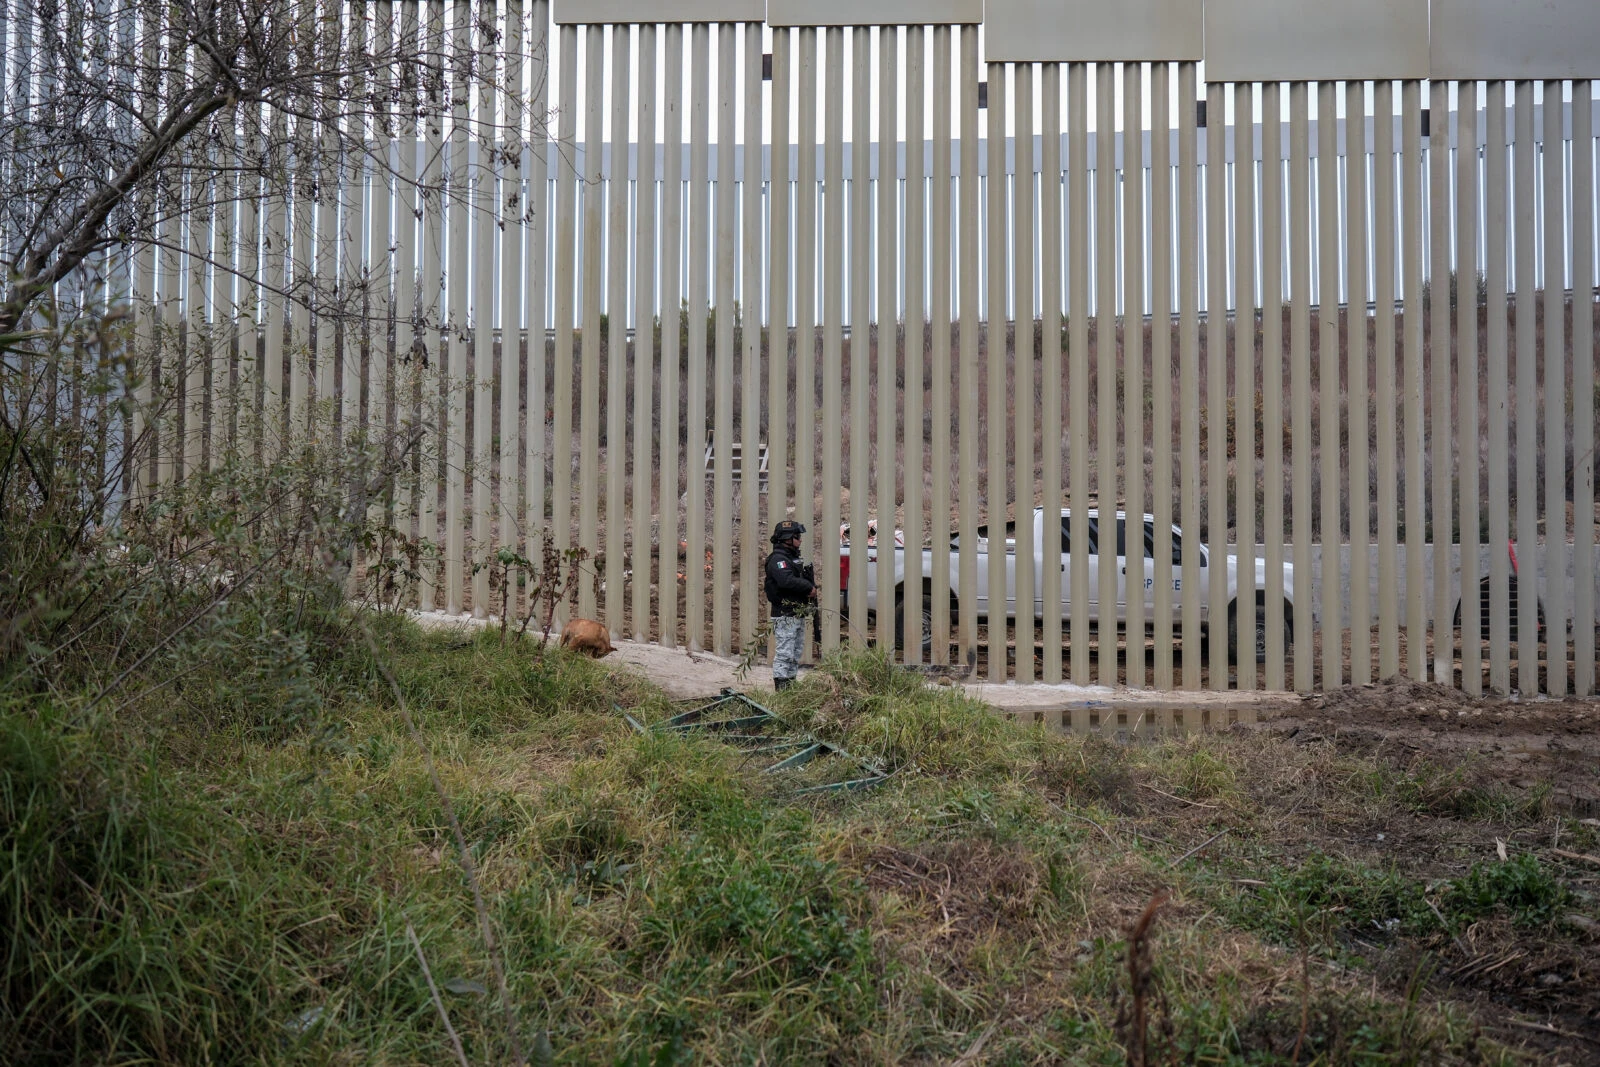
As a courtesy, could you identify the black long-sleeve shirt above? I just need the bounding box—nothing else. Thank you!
[763,543,814,617]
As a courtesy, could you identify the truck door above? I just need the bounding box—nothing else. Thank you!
[1111,517,1133,620]
[973,522,1019,619]
[1160,523,1183,624]
[1113,518,1162,622]
[1056,514,1101,618]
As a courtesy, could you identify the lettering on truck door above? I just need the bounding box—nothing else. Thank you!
[1164,524,1183,621]
[1125,519,1165,622]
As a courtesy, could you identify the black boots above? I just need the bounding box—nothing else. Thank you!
[774,676,794,692]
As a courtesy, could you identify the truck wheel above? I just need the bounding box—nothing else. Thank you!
[1454,575,1545,646]
[1228,595,1293,665]
[894,590,936,656]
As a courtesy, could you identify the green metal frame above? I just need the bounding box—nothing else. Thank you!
[620,688,889,795]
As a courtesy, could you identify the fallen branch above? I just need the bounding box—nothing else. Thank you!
[951,1022,999,1065]
[1169,828,1230,868]
[1550,848,1600,868]
[1448,949,1525,982]
[1142,783,1220,809]
[1499,1017,1600,1045]
[1045,799,1119,848]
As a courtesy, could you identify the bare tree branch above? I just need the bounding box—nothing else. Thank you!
[1,0,551,332]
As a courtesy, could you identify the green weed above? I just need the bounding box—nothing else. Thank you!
[1350,759,1550,822]
[1164,743,1242,804]
[1221,847,1571,962]
[1446,854,1568,927]
[1223,851,1437,946]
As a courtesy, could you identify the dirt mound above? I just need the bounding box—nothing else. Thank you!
[1311,676,1482,718]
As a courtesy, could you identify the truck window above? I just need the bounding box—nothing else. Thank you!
[1164,524,1203,566]
[1059,517,1097,555]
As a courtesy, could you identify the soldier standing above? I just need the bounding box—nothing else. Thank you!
[764,520,817,690]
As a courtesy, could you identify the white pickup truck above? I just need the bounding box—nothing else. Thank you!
[841,507,1297,662]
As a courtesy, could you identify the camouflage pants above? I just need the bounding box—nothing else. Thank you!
[772,617,805,681]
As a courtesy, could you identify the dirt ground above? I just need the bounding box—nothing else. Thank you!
[1237,681,1600,1060]
[1261,679,1600,817]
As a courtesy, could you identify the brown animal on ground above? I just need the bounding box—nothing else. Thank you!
[558,618,614,658]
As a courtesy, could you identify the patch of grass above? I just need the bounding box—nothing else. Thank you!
[1219,990,1510,1067]
[0,699,456,1062]
[1163,741,1243,804]
[1220,851,1438,947]
[382,626,628,735]
[1039,903,1502,1067]
[1347,758,1551,823]
[4,617,1571,1064]
[1216,848,1571,965]
[636,821,876,1011]
[1034,734,1142,814]
[526,779,641,875]
[787,648,1025,781]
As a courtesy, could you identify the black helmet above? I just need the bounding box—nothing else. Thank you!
[771,520,806,543]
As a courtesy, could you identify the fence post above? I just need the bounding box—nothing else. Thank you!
[606,23,631,636]
[1574,87,1595,697]
[1456,79,1482,695]
[1039,60,1064,685]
